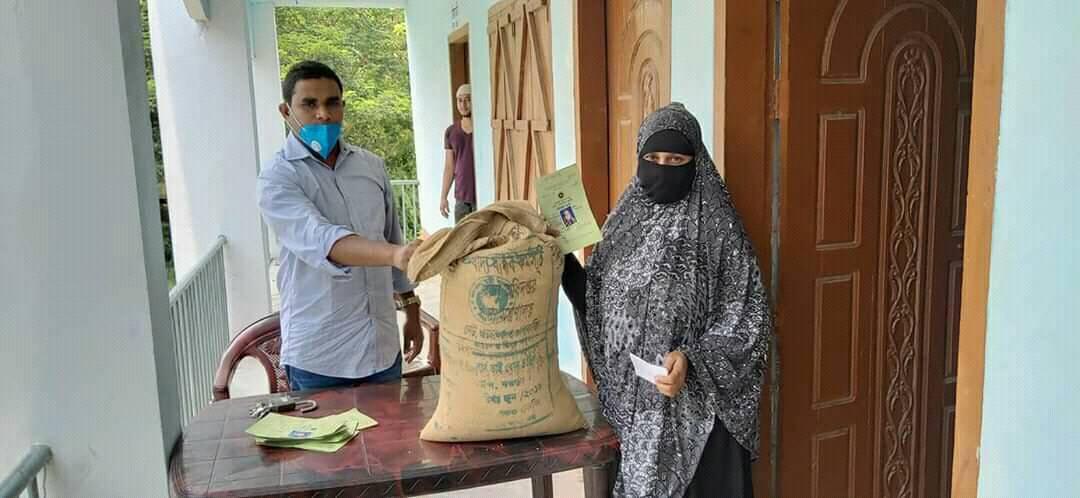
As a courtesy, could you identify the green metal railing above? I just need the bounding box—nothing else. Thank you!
[169,236,229,427]
[0,445,51,498]
[391,179,421,240]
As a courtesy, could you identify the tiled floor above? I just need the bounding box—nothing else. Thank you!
[230,267,586,497]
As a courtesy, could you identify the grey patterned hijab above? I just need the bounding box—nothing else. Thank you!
[577,103,771,497]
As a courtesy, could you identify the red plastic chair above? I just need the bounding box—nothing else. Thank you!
[212,310,441,401]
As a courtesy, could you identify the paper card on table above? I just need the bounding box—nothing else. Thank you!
[536,164,602,254]
[255,436,354,453]
[629,352,669,385]
[255,420,359,453]
[246,408,377,441]
[246,413,345,441]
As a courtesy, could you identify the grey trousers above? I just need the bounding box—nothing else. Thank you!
[453,201,475,222]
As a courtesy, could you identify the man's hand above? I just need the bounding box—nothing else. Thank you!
[440,198,450,218]
[545,225,560,238]
[402,314,424,363]
[655,351,688,398]
[392,239,421,271]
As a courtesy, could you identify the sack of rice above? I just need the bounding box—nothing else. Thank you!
[408,201,586,442]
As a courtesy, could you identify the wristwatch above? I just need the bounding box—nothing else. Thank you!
[396,293,421,311]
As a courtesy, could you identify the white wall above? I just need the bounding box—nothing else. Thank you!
[405,0,582,377]
[671,0,716,155]
[150,0,272,331]
[0,0,178,494]
[977,1,1080,495]
[404,0,455,235]
[404,0,503,235]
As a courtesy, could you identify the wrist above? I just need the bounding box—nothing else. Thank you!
[395,292,420,311]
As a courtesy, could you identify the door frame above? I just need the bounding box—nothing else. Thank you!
[949,0,1005,494]
[719,0,1003,496]
[572,0,609,385]
[448,23,471,123]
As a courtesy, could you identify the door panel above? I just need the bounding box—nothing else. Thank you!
[777,1,975,496]
[605,0,671,205]
[489,0,555,203]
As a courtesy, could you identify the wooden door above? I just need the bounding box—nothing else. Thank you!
[489,0,555,203]
[605,0,671,204]
[777,1,976,497]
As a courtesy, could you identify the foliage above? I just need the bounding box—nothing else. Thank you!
[275,7,416,181]
[140,4,421,285]
[140,0,174,285]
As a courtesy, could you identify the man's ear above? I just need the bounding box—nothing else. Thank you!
[278,102,290,120]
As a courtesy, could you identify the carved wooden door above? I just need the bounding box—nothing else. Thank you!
[777,1,976,496]
[489,0,555,203]
[606,0,671,204]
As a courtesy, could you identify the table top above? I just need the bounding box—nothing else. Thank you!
[168,374,618,497]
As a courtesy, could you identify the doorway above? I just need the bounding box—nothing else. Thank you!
[448,23,470,123]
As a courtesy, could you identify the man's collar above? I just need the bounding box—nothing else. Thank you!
[283,133,352,163]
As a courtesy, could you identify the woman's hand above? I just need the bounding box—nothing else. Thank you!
[655,351,688,398]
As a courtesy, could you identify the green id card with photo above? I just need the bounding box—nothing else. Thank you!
[536,164,602,254]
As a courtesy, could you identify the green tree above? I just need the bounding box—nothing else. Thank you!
[275,7,416,181]
[140,0,174,285]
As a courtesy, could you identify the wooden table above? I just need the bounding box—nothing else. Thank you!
[169,375,618,497]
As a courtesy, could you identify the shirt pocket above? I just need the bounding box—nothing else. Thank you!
[329,270,369,321]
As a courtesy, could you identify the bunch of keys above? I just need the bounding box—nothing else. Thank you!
[249,395,318,419]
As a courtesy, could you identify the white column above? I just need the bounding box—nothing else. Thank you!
[404,0,455,234]
[150,0,272,331]
[249,2,286,262]
[0,0,177,494]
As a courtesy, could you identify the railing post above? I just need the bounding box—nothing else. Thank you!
[0,445,51,498]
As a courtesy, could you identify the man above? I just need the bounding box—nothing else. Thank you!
[440,84,477,222]
[257,60,423,391]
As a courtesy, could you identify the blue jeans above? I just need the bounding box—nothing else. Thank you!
[285,354,402,391]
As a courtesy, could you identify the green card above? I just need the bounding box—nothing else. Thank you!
[537,164,602,254]
[245,409,378,453]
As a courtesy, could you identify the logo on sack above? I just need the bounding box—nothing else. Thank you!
[470,276,516,322]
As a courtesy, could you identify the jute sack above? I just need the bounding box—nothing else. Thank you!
[408,201,586,442]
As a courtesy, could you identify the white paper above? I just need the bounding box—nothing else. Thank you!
[629,352,668,385]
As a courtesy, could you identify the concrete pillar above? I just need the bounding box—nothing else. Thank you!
[0,0,178,494]
[404,0,455,235]
[249,1,286,262]
[149,0,272,331]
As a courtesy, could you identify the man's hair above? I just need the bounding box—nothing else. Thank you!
[282,60,344,103]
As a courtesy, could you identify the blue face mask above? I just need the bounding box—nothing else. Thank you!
[287,106,341,159]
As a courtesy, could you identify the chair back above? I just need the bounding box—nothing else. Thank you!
[212,310,441,401]
[212,313,288,401]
